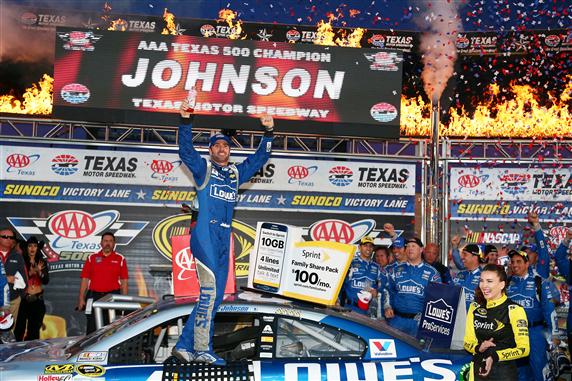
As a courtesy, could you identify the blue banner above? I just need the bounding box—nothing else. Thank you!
[417,283,464,349]
[1,180,415,214]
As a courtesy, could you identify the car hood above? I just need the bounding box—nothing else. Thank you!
[0,336,81,362]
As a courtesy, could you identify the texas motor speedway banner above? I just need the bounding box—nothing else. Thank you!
[53,27,403,138]
[1,142,415,336]
[449,164,572,247]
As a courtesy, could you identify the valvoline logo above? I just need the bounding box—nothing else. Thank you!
[49,210,96,239]
[308,219,375,244]
[6,153,40,172]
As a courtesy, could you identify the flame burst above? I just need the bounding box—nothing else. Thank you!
[161,8,177,35]
[0,74,53,115]
[218,9,243,40]
[336,28,365,47]
[401,77,572,138]
[108,18,127,31]
[313,14,336,46]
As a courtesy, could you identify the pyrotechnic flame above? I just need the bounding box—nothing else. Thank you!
[313,14,336,46]
[0,74,53,115]
[218,9,243,39]
[161,8,177,35]
[401,77,572,138]
[335,28,365,47]
[108,18,127,31]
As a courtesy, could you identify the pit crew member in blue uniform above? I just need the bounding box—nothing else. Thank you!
[384,222,405,277]
[553,228,572,351]
[385,237,440,335]
[453,244,484,310]
[507,249,557,381]
[523,211,550,279]
[341,237,388,315]
[173,96,274,365]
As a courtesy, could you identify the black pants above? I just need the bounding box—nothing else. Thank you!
[14,294,46,341]
[85,289,120,335]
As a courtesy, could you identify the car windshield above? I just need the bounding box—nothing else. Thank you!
[65,303,159,357]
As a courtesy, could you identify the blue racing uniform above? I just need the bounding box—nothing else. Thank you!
[176,119,273,357]
[530,228,551,279]
[342,254,388,315]
[387,262,440,335]
[508,273,557,381]
[0,260,7,308]
[554,240,571,348]
[452,267,481,311]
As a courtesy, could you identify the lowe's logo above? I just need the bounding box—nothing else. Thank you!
[425,298,454,324]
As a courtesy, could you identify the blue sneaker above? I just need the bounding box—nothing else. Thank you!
[172,347,194,362]
[193,350,226,366]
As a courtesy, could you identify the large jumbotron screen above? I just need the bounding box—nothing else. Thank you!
[53,27,403,138]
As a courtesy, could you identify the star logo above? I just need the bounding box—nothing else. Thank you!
[83,17,100,29]
[174,24,187,36]
[257,28,273,41]
[276,195,286,205]
[136,190,146,200]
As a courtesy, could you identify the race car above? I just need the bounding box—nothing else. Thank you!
[0,292,470,381]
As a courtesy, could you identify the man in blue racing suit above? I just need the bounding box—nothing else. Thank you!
[385,237,440,335]
[341,236,388,315]
[173,96,274,365]
[507,249,558,381]
[553,228,572,352]
[452,244,484,310]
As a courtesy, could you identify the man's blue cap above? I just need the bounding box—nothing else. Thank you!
[520,243,538,252]
[209,133,231,147]
[391,236,405,248]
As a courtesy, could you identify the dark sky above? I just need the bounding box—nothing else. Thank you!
[3,0,571,31]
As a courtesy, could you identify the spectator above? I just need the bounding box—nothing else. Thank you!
[341,237,388,316]
[464,264,530,380]
[453,244,485,310]
[423,243,452,284]
[385,237,440,335]
[507,249,557,381]
[0,227,27,331]
[553,228,572,351]
[14,237,49,341]
[484,244,499,264]
[373,246,390,268]
[76,232,128,335]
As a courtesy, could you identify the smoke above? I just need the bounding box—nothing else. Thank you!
[0,2,56,64]
[414,0,463,102]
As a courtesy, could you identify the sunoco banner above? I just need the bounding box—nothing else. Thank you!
[53,27,403,138]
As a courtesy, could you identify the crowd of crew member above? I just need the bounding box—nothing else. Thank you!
[340,213,571,381]
[0,210,571,378]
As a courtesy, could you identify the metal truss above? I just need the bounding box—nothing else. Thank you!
[1,116,571,161]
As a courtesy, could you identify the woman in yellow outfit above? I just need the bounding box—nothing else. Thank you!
[464,264,530,380]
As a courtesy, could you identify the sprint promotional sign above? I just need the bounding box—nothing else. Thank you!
[249,222,355,305]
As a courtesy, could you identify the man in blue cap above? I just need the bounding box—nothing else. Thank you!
[173,94,274,365]
[452,244,485,310]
